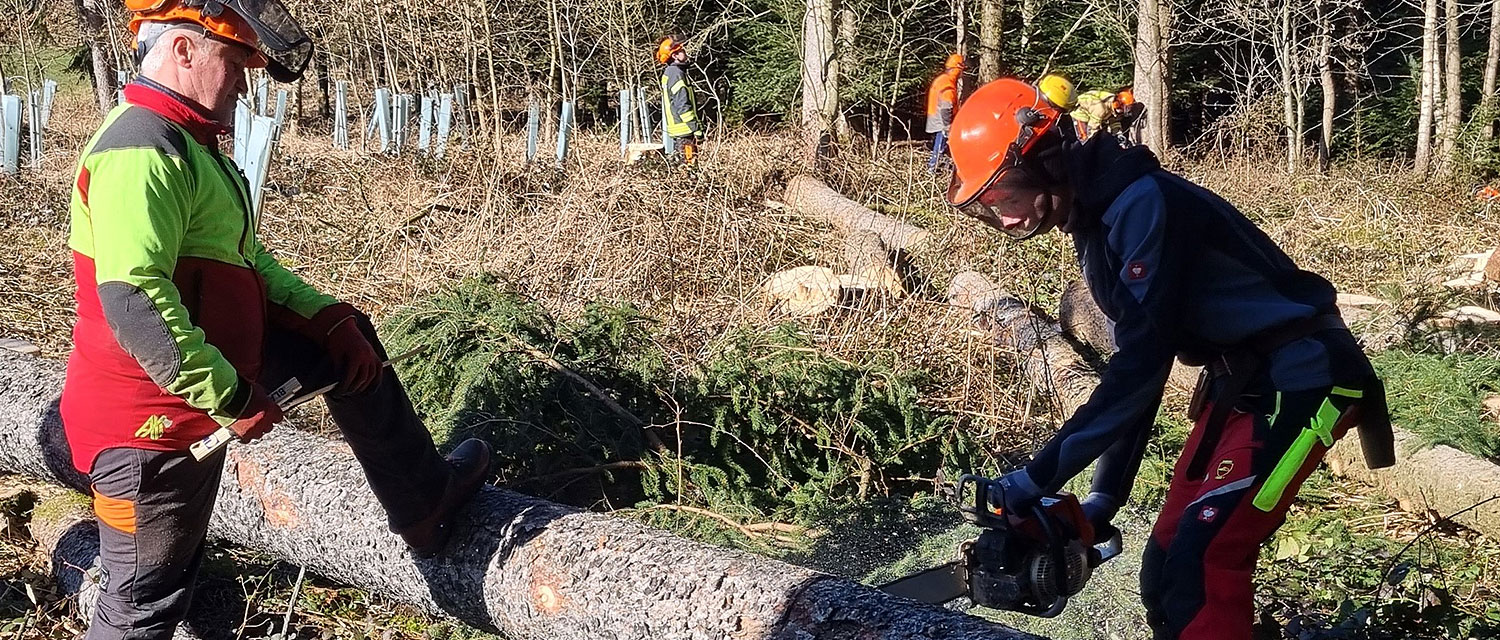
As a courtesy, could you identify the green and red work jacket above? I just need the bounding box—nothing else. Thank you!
[62,80,349,473]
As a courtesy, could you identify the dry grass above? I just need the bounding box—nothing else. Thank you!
[5,82,1500,639]
[5,86,1500,458]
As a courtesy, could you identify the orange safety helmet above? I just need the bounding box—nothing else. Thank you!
[125,0,312,82]
[945,53,966,70]
[946,78,1066,210]
[656,36,685,65]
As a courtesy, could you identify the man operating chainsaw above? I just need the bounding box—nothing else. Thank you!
[62,2,490,638]
[943,77,1395,640]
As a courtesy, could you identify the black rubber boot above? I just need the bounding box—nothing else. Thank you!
[397,438,493,558]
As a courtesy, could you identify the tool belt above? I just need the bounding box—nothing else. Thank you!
[1183,313,1396,481]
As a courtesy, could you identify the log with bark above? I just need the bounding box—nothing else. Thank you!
[947,272,1100,417]
[0,351,1043,640]
[843,230,906,297]
[1056,279,1200,392]
[783,176,932,253]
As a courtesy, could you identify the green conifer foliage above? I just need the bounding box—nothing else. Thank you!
[382,276,979,522]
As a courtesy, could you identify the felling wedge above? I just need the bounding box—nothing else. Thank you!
[0,351,1046,640]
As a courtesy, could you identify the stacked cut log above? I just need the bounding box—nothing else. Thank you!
[0,351,1043,640]
[761,177,927,316]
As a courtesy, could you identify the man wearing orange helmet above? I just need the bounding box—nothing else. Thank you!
[946,78,1394,640]
[657,36,703,164]
[66,2,490,638]
[925,53,966,172]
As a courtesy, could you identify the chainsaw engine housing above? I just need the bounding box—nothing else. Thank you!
[967,512,1093,616]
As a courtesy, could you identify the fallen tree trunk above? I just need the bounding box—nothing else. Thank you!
[1056,279,1200,392]
[1326,428,1500,540]
[843,230,906,296]
[0,351,1042,640]
[784,175,932,253]
[948,272,1100,417]
[27,490,109,626]
[972,276,1500,541]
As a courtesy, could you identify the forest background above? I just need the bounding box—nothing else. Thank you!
[3,0,1500,638]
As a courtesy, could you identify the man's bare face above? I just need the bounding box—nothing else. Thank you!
[195,37,254,122]
[165,31,253,123]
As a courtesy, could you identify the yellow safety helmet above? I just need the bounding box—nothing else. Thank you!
[1037,74,1078,111]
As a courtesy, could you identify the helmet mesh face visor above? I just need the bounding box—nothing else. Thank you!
[948,173,1049,240]
[220,0,312,81]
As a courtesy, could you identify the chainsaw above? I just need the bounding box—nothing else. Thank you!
[879,474,1123,617]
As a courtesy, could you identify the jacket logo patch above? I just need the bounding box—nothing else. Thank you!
[1126,261,1149,280]
[134,415,172,440]
[1215,459,1234,480]
[1198,506,1219,523]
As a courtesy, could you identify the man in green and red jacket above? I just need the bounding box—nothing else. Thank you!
[64,2,490,638]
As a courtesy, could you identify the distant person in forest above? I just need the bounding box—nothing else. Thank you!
[1071,85,1144,141]
[925,53,965,172]
[657,35,703,165]
[943,76,1396,640]
[64,1,490,638]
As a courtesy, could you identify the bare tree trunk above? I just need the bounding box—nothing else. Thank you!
[835,6,856,144]
[1294,89,1307,167]
[1416,0,1440,174]
[954,0,968,55]
[1440,0,1463,170]
[1280,0,1298,172]
[801,0,836,163]
[1021,0,1037,49]
[0,352,1042,640]
[1317,0,1336,172]
[978,0,1003,84]
[1484,0,1500,141]
[1133,0,1173,151]
[75,0,116,112]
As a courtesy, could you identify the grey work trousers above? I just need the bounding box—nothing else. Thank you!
[82,317,452,640]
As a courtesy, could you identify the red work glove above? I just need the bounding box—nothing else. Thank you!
[326,315,382,394]
[304,303,383,395]
[227,382,283,442]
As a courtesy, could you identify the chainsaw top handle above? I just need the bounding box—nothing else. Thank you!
[955,474,1008,529]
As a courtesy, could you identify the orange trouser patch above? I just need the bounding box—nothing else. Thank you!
[92,488,136,534]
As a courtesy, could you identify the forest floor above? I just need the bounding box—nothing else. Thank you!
[3,82,1500,639]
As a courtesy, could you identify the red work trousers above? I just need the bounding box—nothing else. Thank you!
[1140,384,1363,640]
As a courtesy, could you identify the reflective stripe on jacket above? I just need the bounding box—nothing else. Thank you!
[62,80,337,472]
[661,63,702,138]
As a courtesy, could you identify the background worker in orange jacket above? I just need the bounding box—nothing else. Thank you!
[926,53,965,172]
